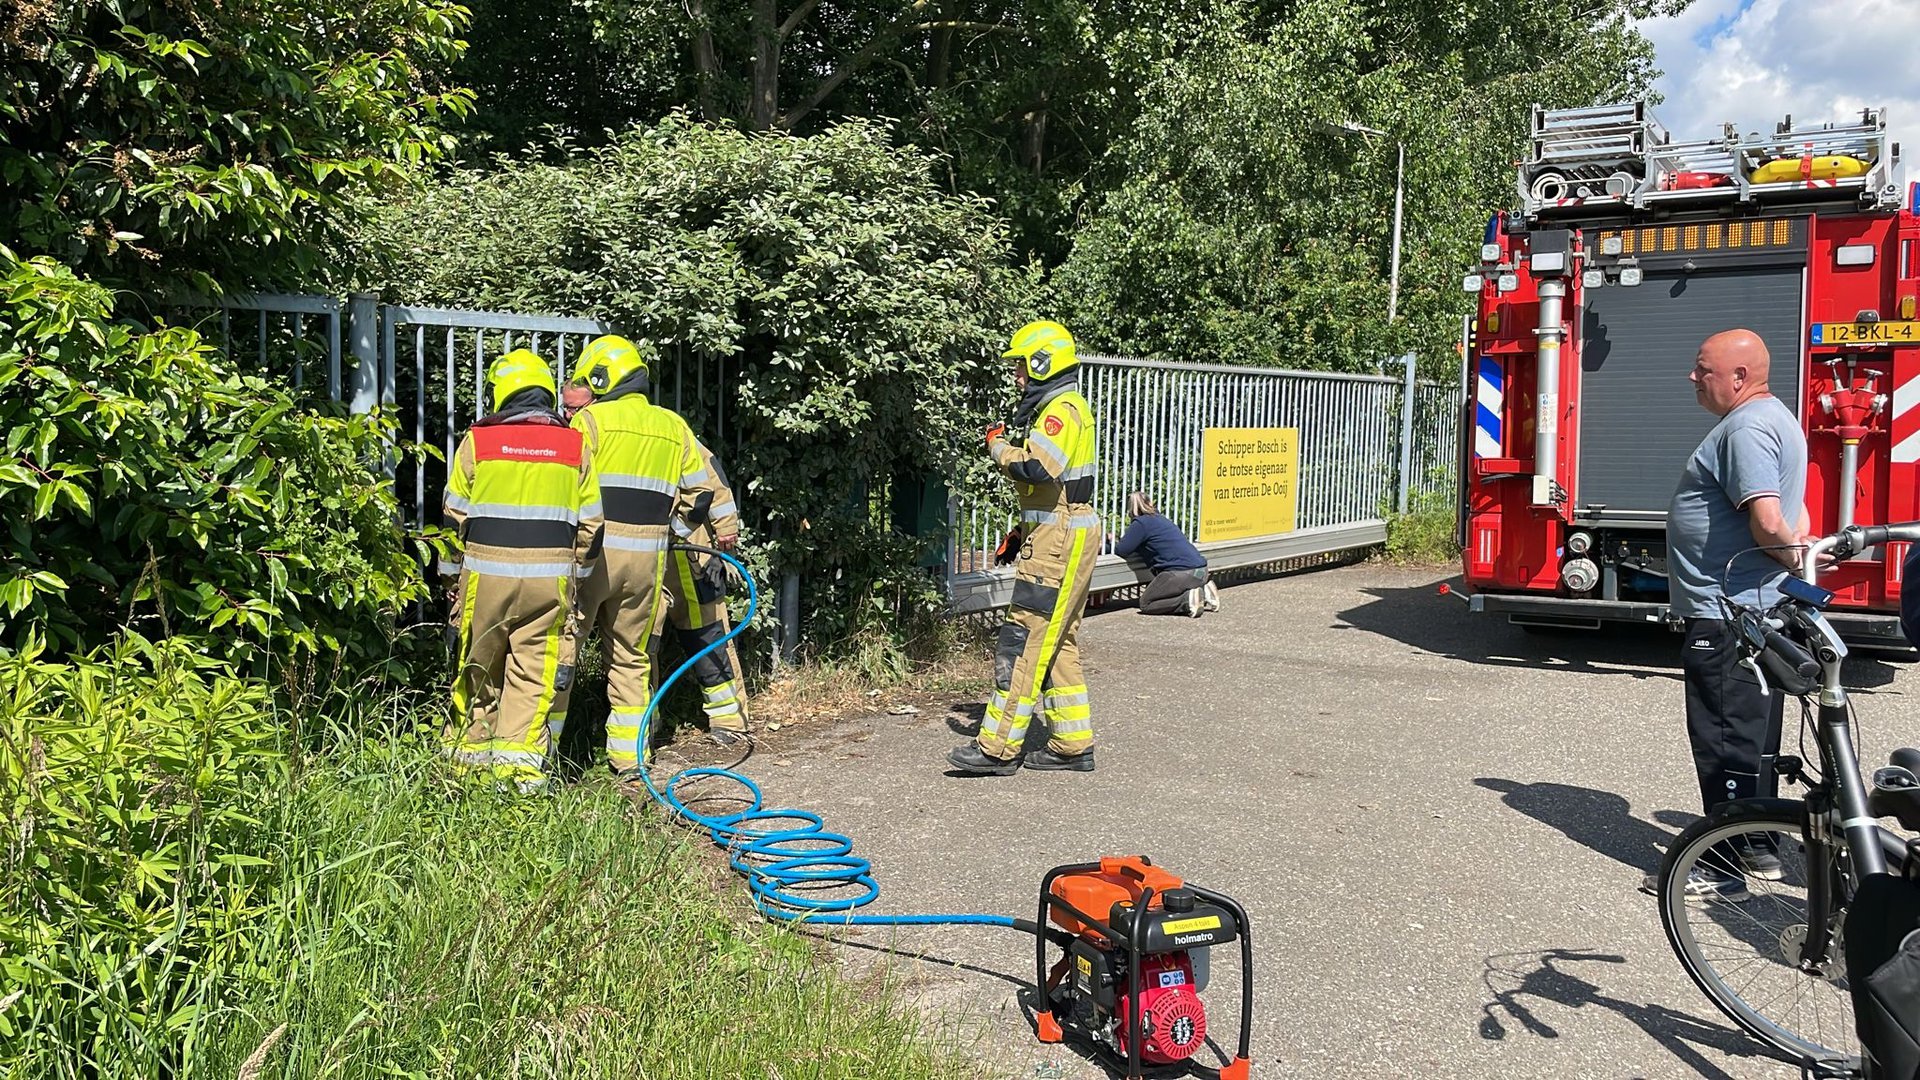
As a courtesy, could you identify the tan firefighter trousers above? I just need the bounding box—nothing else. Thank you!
[658,549,749,732]
[448,568,572,785]
[553,533,669,772]
[977,515,1097,760]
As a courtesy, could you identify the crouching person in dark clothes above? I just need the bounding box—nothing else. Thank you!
[1114,493,1218,617]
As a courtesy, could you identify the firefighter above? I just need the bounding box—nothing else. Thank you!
[442,349,603,791]
[657,434,749,747]
[556,334,736,773]
[948,320,1099,776]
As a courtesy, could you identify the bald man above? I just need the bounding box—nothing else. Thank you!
[1662,329,1808,900]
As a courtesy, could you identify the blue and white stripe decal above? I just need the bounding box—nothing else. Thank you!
[1475,356,1504,460]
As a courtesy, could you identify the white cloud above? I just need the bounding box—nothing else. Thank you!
[1637,0,1920,194]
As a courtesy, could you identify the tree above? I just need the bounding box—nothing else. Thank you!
[1053,0,1671,372]
[0,0,473,293]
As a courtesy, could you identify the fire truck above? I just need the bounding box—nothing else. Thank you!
[1458,101,1918,644]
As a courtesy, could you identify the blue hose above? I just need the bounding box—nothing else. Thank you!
[625,546,1019,929]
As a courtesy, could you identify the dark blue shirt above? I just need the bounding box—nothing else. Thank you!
[1114,515,1206,572]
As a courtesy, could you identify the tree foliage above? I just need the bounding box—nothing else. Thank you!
[1052,0,1667,373]
[362,117,1036,644]
[0,0,473,293]
[0,248,428,670]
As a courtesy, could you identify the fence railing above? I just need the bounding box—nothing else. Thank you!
[185,294,1464,626]
[946,354,1461,612]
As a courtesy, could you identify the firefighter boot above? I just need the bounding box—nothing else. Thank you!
[947,743,1022,776]
[1023,747,1095,772]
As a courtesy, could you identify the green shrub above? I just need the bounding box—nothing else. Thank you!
[0,248,429,671]
[0,634,290,1071]
[360,117,1037,656]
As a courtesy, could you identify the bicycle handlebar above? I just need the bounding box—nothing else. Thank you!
[1802,521,1920,580]
[1756,626,1819,696]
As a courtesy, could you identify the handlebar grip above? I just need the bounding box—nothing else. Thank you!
[1847,525,1892,555]
[1759,629,1819,695]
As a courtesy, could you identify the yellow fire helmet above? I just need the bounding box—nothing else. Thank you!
[1003,320,1078,382]
[574,334,654,394]
[488,348,557,412]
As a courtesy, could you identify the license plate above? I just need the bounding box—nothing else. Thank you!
[1811,321,1920,344]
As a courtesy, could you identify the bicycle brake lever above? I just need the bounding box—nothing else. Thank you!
[1742,653,1772,698]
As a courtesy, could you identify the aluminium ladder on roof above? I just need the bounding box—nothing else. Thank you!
[1515,101,1905,220]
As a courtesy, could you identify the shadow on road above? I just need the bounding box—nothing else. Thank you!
[1478,947,1780,1080]
[1475,778,1678,875]
[1336,584,1683,680]
[1338,582,1904,688]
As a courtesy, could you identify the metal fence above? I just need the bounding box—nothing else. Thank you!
[189,294,1465,623]
[946,354,1461,612]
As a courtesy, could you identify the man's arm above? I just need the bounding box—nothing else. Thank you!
[990,403,1077,485]
[691,435,740,548]
[1113,519,1147,559]
[1721,421,1800,569]
[440,434,476,582]
[1745,495,1801,569]
[574,442,604,572]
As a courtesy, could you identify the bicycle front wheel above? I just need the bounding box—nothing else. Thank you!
[1658,798,1866,1069]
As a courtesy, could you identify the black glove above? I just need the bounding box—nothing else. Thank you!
[993,526,1024,566]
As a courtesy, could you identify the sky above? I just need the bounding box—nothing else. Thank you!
[1634,0,1920,180]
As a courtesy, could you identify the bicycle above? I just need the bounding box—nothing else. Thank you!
[1656,522,1920,1077]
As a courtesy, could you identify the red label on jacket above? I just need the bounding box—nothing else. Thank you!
[473,423,583,467]
[1043,415,1063,437]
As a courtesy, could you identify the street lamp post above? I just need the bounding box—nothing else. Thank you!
[1337,120,1405,324]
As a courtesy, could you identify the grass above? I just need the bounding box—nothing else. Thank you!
[1,642,983,1080]
[213,735,976,1080]
[1383,484,1462,566]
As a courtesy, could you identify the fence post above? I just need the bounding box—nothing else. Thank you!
[347,292,380,415]
[778,574,801,667]
[1395,352,1418,515]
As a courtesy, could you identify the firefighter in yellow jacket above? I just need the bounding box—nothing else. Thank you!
[556,335,739,773]
[442,350,604,790]
[658,435,749,747]
[948,320,1099,775]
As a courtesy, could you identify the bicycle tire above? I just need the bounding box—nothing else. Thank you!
[1658,797,1906,1069]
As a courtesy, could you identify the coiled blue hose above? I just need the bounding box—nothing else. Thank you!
[626,546,1019,928]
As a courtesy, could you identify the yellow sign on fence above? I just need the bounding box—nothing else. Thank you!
[1198,428,1299,543]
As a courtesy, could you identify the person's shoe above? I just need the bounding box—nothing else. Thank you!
[947,744,1021,775]
[708,729,750,750]
[1643,865,1750,903]
[1202,580,1221,612]
[1185,587,1204,617]
[1024,747,1095,772]
[1732,837,1786,881]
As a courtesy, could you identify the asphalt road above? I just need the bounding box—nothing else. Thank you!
[692,563,1920,1079]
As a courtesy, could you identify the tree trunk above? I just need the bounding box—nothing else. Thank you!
[749,0,780,131]
[925,1,955,89]
[688,0,722,123]
[1023,88,1047,175]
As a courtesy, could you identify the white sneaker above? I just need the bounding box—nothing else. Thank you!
[1202,580,1220,612]
[1185,588,1204,617]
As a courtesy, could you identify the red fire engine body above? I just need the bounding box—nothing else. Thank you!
[1460,102,1918,643]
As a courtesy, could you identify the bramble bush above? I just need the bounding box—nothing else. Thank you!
[0,247,429,674]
